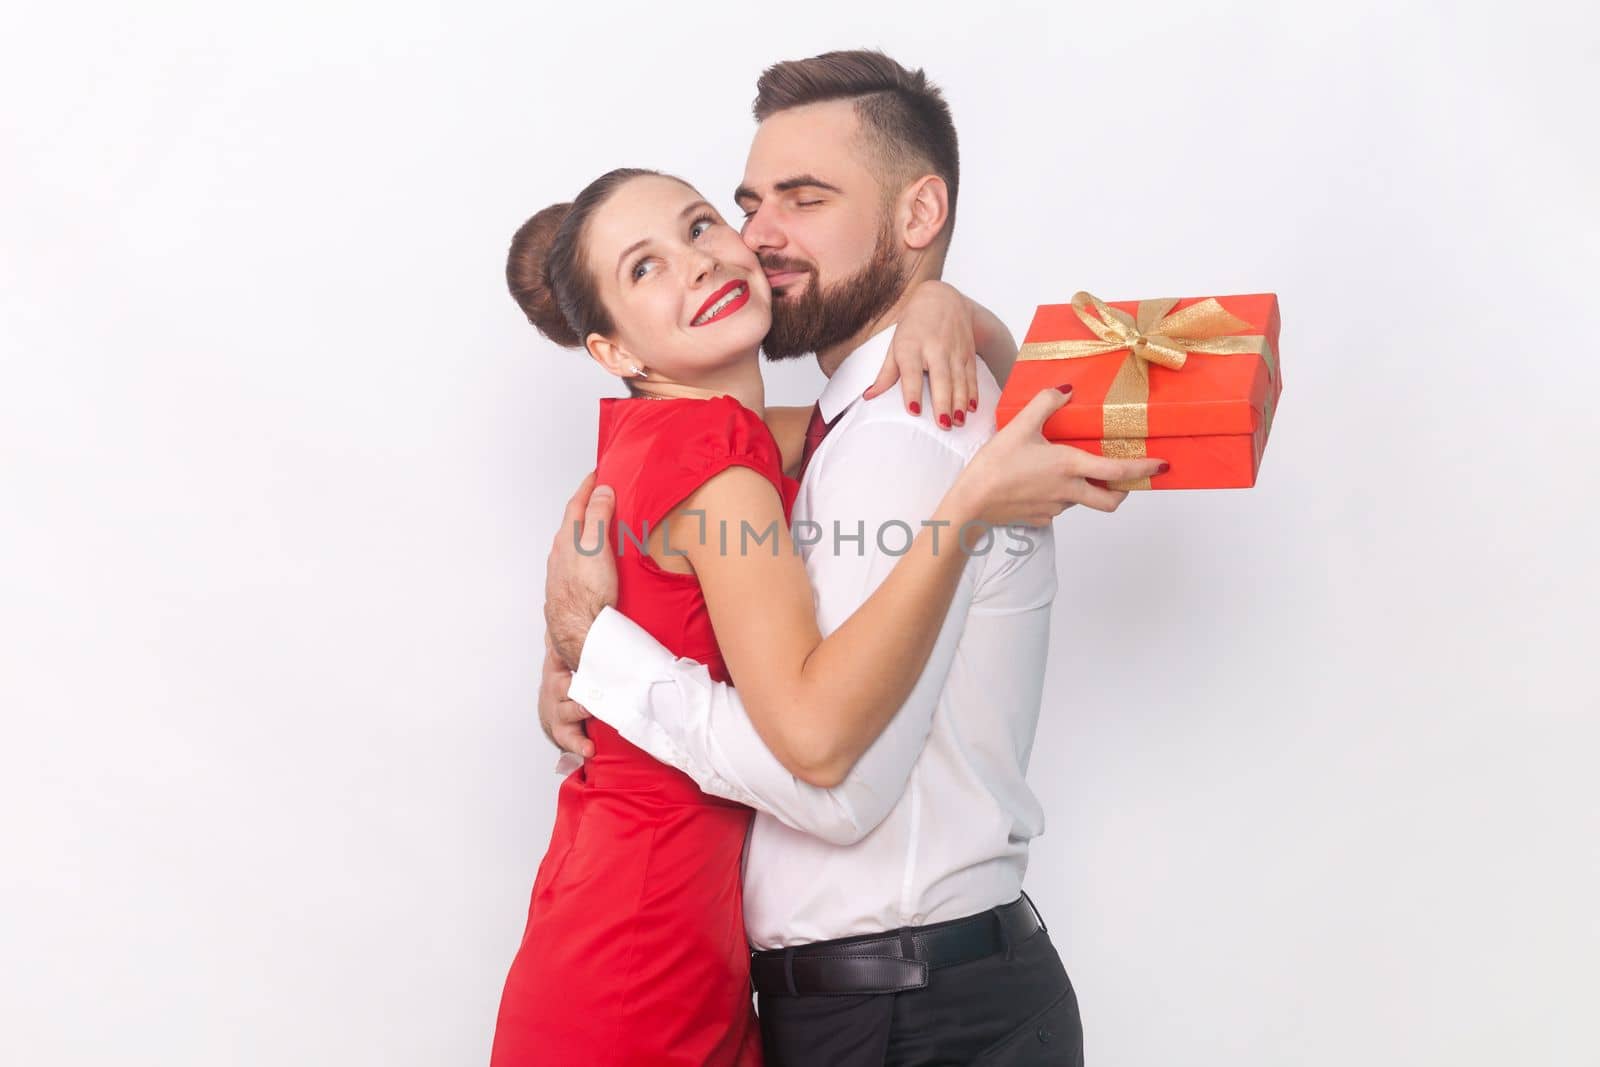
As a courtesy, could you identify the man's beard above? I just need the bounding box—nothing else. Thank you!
[759,220,909,361]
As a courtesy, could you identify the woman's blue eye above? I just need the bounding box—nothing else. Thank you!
[690,217,715,239]
[632,259,654,281]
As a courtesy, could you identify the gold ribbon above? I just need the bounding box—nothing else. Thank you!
[1017,292,1271,489]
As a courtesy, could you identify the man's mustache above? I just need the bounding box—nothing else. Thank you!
[758,256,814,276]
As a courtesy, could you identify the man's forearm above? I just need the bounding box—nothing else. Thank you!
[545,584,602,670]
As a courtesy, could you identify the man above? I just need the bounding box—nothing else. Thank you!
[540,51,1164,1066]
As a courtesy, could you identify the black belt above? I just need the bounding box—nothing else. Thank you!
[750,894,1046,997]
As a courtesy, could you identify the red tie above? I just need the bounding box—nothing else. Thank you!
[798,402,836,481]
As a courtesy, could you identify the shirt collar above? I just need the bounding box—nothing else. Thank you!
[815,325,896,424]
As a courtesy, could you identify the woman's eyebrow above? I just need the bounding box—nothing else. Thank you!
[616,238,651,276]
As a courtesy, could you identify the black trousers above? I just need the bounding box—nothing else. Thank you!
[756,921,1083,1066]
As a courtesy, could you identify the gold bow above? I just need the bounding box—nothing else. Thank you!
[1017,292,1271,489]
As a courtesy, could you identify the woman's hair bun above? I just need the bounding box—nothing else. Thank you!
[507,170,669,354]
[507,202,583,348]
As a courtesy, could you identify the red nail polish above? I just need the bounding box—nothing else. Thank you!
[1056,384,1074,394]
[908,401,921,415]
[968,398,978,411]
[953,410,965,426]
[1156,462,1170,475]
[938,413,952,429]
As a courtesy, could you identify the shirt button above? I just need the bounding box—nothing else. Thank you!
[1038,1027,1054,1045]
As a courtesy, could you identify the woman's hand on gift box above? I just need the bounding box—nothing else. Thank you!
[958,386,1169,519]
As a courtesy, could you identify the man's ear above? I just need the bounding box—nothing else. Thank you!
[900,174,950,252]
[586,333,637,381]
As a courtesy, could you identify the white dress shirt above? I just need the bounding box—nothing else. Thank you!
[567,325,1058,950]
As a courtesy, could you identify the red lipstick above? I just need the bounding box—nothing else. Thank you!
[691,279,750,327]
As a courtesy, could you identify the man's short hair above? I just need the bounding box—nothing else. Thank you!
[752,49,960,238]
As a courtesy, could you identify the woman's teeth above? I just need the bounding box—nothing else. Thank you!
[692,284,746,326]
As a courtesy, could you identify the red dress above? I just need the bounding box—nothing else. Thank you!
[492,395,797,1067]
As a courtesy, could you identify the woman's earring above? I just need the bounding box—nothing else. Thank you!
[632,364,650,379]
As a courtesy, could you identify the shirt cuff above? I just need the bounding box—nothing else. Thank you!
[550,608,668,778]
[570,605,676,692]
[567,605,681,741]
[565,606,747,805]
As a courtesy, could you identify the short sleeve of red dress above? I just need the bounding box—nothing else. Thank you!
[594,393,799,685]
[597,394,798,537]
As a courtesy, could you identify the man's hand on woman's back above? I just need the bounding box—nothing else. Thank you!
[544,471,618,670]
[538,632,593,758]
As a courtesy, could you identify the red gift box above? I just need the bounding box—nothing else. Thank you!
[996,292,1282,490]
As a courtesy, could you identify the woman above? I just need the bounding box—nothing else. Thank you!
[490,168,1074,1066]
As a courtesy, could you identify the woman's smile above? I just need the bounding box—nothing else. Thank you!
[690,280,751,327]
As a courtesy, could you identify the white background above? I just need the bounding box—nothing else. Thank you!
[3,1,1596,1064]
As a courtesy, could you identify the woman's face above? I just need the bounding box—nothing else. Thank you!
[583,175,772,383]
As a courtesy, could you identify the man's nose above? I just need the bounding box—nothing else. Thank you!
[741,203,784,254]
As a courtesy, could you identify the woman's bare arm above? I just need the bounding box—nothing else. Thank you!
[649,388,1121,787]
[668,464,976,788]
[968,294,1019,386]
